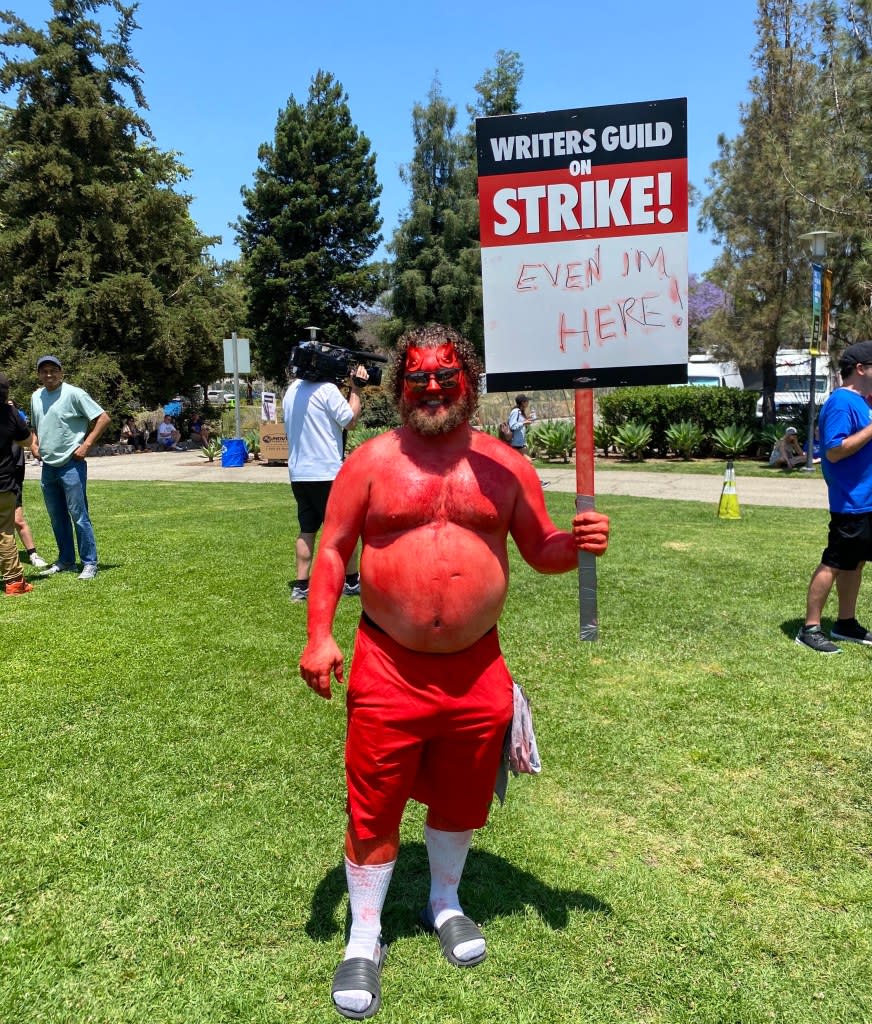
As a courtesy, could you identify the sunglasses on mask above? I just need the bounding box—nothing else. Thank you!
[404,368,462,390]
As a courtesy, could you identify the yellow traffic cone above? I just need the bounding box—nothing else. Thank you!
[717,459,741,519]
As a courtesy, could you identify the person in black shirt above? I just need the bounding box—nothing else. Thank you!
[0,372,34,595]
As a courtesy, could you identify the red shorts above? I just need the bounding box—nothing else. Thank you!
[345,617,514,839]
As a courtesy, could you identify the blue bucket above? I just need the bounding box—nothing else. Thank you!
[221,438,247,467]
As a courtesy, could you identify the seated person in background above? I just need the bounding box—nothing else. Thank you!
[120,416,146,452]
[769,426,806,469]
[189,413,210,447]
[156,414,181,451]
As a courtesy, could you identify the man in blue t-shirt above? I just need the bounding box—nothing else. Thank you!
[796,340,872,653]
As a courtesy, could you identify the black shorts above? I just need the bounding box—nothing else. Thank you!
[291,480,334,534]
[821,511,872,571]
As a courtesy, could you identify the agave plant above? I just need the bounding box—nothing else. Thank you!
[198,436,223,462]
[244,430,262,460]
[712,423,755,459]
[593,422,613,457]
[664,419,705,460]
[613,420,653,461]
[755,423,786,458]
[345,426,385,452]
[528,421,575,462]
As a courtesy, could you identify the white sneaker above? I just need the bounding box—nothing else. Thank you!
[29,553,48,568]
[39,562,76,577]
[78,564,98,580]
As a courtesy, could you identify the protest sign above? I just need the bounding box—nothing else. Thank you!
[477,97,688,391]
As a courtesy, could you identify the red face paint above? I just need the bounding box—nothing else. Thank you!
[401,345,471,435]
[403,346,466,401]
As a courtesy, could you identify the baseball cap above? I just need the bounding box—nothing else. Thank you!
[838,341,872,371]
[36,355,62,370]
[785,427,798,435]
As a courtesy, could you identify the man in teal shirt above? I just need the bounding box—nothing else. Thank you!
[30,355,110,580]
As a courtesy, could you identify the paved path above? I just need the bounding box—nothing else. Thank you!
[24,452,828,509]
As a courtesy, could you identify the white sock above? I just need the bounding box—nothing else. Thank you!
[424,824,485,962]
[334,857,395,1015]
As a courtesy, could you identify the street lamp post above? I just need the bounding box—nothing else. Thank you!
[798,230,838,472]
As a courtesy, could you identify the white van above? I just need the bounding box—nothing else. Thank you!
[685,354,744,388]
[754,349,833,419]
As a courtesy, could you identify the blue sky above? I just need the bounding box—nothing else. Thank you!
[11,0,760,274]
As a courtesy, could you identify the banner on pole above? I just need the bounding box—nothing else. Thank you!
[809,263,823,356]
[820,267,833,356]
[476,97,688,392]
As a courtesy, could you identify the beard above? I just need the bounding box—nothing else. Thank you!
[400,390,476,436]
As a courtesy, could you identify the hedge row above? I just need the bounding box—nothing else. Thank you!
[597,386,759,457]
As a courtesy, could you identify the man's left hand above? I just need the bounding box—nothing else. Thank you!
[572,510,610,556]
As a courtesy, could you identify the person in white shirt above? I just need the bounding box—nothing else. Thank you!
[156,415,180,451]
[282,364,367,601]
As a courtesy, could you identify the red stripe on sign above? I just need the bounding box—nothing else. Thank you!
[479,158,687,247]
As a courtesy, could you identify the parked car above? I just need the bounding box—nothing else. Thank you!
[206,389,225,405]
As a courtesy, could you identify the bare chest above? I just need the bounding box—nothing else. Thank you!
[365,458,508,535]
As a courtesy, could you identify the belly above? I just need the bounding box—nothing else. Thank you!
[360,526,509,652]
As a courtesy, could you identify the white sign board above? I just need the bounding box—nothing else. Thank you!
[223,337,251,374]
[261,391,277,423]
[476,97,688,390]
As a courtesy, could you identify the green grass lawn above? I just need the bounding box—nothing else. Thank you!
[2,481,870,1023]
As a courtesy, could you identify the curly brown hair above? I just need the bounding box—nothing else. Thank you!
[388,325,483,413]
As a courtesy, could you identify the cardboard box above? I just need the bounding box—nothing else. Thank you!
[259,423,288,463]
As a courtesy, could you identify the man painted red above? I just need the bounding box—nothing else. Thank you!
[299,324,610,1019]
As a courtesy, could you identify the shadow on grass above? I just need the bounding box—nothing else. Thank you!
[306,841,611,944]
[779,616,836,640]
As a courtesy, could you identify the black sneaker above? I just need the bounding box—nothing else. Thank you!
[831,618,872,645]
[795,625,841,654]
[342,580,361,597]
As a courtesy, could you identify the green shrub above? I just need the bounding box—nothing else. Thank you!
[528,421,575,462]
[598,386,757,457]
[664,419,706,460]
[712,423,755,459]
[613,420,653,461]
[359,387,400,429]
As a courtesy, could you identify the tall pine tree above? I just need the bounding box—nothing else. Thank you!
[0,0,224,412]
[701,1,819,420]
[236,70,382,382]
[383,52,523,352]
[700,0,872,417]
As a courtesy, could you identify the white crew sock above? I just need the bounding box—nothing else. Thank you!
[333,857,395,1015]
[424,824,485,962]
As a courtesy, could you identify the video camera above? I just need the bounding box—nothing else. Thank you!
[289,340,388,388]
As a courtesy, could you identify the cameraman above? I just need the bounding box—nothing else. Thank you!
[283,361,368,602]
